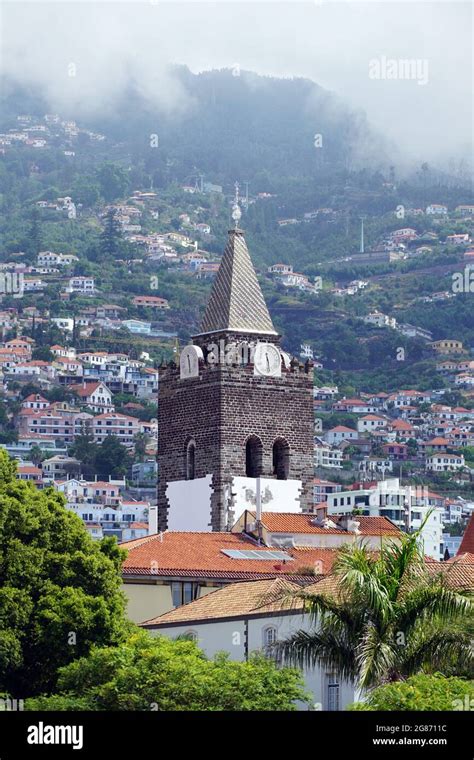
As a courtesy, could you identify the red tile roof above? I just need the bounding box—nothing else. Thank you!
[245,512,401,537]
[121,531,336,580]
[70,382,105,397]
[141,578,301,627]
[390,420,413,430]
[17,465,42,475]
[457,515,474,556]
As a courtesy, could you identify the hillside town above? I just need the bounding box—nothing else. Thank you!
[0,1,473,729]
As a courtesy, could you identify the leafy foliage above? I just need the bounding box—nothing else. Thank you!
[69,434,132,479]
[275,525,474,690]
[348,673,474,711]
[0,450,127,696]
[26,630,309,711]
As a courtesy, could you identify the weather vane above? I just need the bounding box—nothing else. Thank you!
[231,180,242,228]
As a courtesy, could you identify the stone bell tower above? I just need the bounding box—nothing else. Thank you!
[157,189,314,531]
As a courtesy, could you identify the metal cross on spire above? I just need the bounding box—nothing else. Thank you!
[231,180,242,229]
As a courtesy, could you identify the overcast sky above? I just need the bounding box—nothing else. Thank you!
[1,1,472,167]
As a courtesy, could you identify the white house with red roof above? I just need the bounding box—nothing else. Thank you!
[325,425,358,445]
[387,418,414,440]
[21,393,50,410]
[16,463,42,485]
[389,390,431,407]
[9,360,55,379]
[50,344,77,359]
[332,398,377,414]
[53,356,83,376]
[356,414,388,433]
[70,381,114,413]
[426,453,465,473]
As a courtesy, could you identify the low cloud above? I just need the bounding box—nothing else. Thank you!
[1,1,471,167]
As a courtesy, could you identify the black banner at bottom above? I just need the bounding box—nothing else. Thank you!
[0,710,471,757]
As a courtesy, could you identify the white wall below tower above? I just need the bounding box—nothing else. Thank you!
[166,475,304,532]
[167,475,213,531]
[232,476,303,515]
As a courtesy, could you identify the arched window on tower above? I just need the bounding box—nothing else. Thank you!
[185,439,196,480]
[245,435,263,478]
[272,438,290,480]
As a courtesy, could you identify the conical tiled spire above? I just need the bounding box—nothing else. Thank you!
[198,228,277,336]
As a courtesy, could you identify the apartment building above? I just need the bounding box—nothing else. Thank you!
[93,412,140,446]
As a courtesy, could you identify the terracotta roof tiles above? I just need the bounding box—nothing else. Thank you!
[457,515,474,556]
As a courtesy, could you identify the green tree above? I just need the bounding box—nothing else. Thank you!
[348,673,474,711]
[94,435,131,479]
[0,450,126,696]
[275,525,473,690]
[32,346,53,362]
[29,445,45,466]
[26,206,42,258]
[68,434,98,480]
[19,383,42,400]
[97,163,130,202]
[71,177,100,207]
[133,431,150,462]
[99,209,124,260]
[26,630,308,711]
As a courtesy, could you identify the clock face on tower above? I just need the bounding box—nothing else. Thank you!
[180,345,203,379]
[253,342,282,377]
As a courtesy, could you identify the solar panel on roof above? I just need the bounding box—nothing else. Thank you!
[221,549,293,561]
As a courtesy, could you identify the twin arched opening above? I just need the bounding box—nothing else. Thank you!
[245,435,290,480]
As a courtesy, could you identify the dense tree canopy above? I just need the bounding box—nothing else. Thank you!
[0,450,127,696]
[348,674,474,711]
[26,630,309,711]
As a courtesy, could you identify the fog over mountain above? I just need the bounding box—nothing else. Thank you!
[1,1,472,171]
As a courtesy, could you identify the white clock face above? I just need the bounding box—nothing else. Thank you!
[253,342,282,377]
[180,345,203,379]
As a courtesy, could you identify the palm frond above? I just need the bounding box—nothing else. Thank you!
[397,584,473,635]
[273,629,358,682]
[400,627,474,677]
[356,623,397,689]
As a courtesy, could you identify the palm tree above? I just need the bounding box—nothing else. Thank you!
[274,525,473,690]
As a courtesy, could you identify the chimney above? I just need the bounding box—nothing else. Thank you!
[339,514,361,534]
[148,504,158,535]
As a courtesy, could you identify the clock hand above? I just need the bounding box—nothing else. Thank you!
[266,353,270,371]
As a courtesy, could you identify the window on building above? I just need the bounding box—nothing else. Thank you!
[246,435,263,478]
[186,440,196,480]
[184,630,198,642]
[272,438,289,480]
[171,582,199,608]
[262,626,277,649]
[326,676,340,711]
